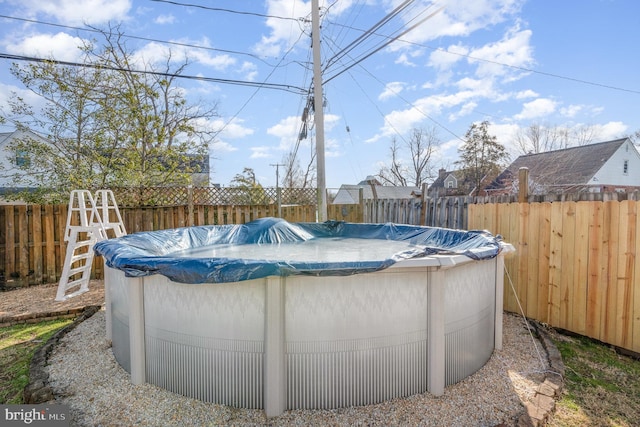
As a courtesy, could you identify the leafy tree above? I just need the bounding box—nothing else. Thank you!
[456,121,509,196]
[377,127,438,187]
[229,167,269,204]
[1,25,218,203]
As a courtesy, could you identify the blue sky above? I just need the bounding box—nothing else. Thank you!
[1,0,638,188]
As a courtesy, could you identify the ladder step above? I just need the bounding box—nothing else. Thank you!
[63,278,89,289]
[70,253,93,263]
[68,266,92,276]
[56,286,90,301]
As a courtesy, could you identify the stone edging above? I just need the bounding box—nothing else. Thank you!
[23,305,102,404]
[517,320,566,427]
[0,307,91,328]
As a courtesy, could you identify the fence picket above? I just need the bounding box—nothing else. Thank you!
[536,203,551,324]
[548,202,563,327]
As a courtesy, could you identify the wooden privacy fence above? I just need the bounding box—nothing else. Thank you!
[469,200,640,354]
[0,203,317,288]
[362,197,469,228]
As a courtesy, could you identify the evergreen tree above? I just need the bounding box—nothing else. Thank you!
[455,121,509,196]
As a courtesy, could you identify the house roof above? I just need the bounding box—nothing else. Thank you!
[487,138,629,190]
[428,170,464,190]
[333,183,420,204]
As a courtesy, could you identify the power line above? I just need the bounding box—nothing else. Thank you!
[417,44,640,95]
[324,6,444,85]
[0,53,307,94]
[327,20,640,95]
[149,0,300,22]
[0,14,284,67]
[322,0,416,73]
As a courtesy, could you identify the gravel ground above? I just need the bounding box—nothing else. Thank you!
[47,310,549,427]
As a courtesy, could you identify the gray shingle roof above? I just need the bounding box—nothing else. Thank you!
[488,138,628,189]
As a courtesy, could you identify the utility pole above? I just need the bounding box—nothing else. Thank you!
[312,0,327,222]
[270,163,284,217]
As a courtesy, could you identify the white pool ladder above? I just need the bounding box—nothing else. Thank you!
[55,190,126,301]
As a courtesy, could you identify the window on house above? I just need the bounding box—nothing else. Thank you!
[15,150,30,168]
[447,181,453,189]
[623,160,629,175]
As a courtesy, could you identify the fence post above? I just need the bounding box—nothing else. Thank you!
[420,183,428,226]
[518,167,529,203]
[358,187,364,222]
[277,187,282,218]
[187,185,194,226]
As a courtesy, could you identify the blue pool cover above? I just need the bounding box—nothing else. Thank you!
[94,217,503,284]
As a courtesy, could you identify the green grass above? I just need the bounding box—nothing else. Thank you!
[549,333,640,427]
[0,319,73,404]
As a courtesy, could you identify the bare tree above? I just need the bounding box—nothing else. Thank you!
[515,122,599,155]
[281,141,316,188]
[378,127,439,186]
[630,129,640,146]
[377,136,407,186]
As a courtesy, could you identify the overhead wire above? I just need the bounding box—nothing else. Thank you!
[324,5,444,85]
[213,19,311,138]
[319,2,456,138]
[322,0,415,74]
[149,0,300,22]
[326,18,640,95]
[0,53,307,94]
[0,14,295,68]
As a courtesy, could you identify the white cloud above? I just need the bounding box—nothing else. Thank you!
[594,121,628,140]
[468,26,533,79]
[212,118,254,140]
[17,0,132,25]
[239,61,258,81]
[267,115,302,151]
[395,53,416,67]
[514,98,557,120]
[251,146,272,159]
[378,82,405,101]
[387,0,524,57]
[515,89,538,99]
[6,32,86,62]
[267,113,340,151]
[448,101,477,121]
[134,40,236,71]
[428,44,468,71]
[154,14,175,25]
[211,140,237,153]
[253,0,309,57]
[560,104,583,118]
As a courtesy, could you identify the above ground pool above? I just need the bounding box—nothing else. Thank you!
[95,218,513,417]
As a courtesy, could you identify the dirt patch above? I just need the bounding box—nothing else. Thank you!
[0,281,104,326]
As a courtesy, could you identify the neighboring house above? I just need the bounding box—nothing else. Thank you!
[332,176,420,204]
[0,129,48,192]
[0,129,210,192]
[427,168,484,197]
[486,137,640,196]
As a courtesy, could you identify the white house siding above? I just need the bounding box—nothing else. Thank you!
[591,140,640,187]
[0,130,44,189]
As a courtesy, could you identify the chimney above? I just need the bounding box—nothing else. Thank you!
[438,168,446,179]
